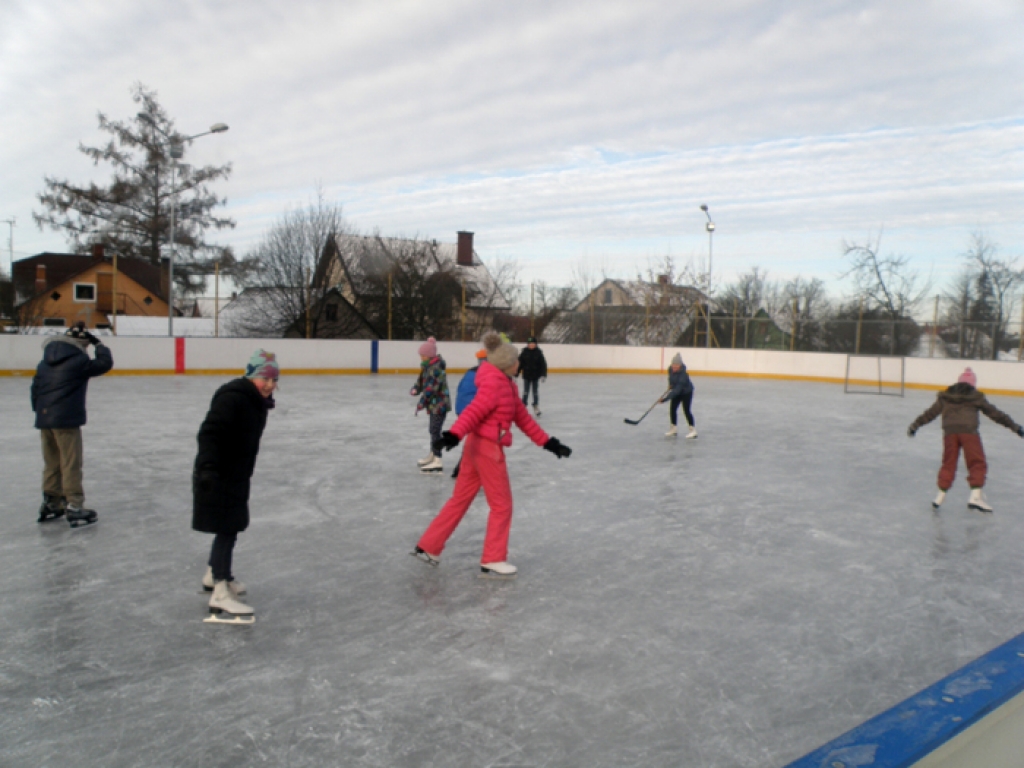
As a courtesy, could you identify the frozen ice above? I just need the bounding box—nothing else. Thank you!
[2,372,1024,767]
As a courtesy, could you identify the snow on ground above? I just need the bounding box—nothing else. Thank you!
[2,373,1024,767]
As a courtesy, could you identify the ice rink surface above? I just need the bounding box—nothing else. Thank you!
[3,371,1024,767]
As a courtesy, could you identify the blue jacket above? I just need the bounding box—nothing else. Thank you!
[31,339,113,429]
[455,366,479,415]
[667,364,694,399]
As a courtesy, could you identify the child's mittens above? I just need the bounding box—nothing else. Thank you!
[1017,426,1024,438]
[907,426,917,438]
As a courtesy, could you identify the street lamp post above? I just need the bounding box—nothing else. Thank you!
[700,204,715,348]
[138,114,228,336]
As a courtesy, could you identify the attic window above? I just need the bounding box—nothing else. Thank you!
[74,283,96,302]
[143,296,153,305]
[603,289,613,305]
[51,291,61,301]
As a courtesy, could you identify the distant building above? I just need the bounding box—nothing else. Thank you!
[13,249,169,330]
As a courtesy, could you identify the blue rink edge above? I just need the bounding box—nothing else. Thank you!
[782,631,1024,768]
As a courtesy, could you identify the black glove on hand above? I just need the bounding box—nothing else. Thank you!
[543,436,572,459]
[1017,426,1024,438]
[83,331,101,346]
[907,426,916,438]
[433,431,460,454]
[195,468,220,494]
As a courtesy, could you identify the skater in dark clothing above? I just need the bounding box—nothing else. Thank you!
[451,348,488,478]
[410,337,452,474]
[517,336,547,416]
[192,349,279,623]
[908,367,1022,513]
[31,322,113,527]
[661,353,696,438]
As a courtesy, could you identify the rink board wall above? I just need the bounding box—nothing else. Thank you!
[1,337,1022,395]
[783,630,1024,768]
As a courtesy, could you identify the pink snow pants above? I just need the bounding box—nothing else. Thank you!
[417,434,514,564]
[938,433,987,490]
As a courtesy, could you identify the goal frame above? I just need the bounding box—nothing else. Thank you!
[844,354,905,397]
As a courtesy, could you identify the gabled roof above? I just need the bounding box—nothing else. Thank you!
[573,277,704,312]
[13,253,165,305]
[329,234,510,311]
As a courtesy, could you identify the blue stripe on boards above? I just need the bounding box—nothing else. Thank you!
[783,631,1024,768]
[370,339,379,373]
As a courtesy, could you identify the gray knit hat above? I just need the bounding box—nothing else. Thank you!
[482,332,518,373]
[671,353,683,366]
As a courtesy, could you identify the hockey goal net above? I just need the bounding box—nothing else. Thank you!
[844,355,905,397]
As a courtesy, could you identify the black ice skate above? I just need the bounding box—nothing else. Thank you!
[410,546,440,566]
[37,494,66,523]
[66,505,98,528]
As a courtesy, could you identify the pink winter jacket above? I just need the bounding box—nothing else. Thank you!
[449,361,549,448]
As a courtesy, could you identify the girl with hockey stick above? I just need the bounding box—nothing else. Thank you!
[907,367,1023,512]
[662,353,696,438]
[411,332,572,578]
[192,349,279,624]
[410,338,452,474]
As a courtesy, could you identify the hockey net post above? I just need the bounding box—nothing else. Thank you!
[844,354,905,397]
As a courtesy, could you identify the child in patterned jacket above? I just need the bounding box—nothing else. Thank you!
[410,337,452,473]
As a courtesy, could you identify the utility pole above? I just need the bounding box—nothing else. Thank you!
[2,217,14,279]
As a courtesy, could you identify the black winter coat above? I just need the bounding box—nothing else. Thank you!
[517,346,548,380]
[192,378,272,534]
[31,339,113,429]
[667,365,694,399]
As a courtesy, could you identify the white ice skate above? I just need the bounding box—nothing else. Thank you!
[533,405,542,417]
[479,561,517,579]
[685,426,698,439]
[410,546,440,566]
[202,566,247,596]
[665,425,678,437]
[416,452,435,467]
[968,488,993,513]
[420,455,443,474]
[932,489,946,509]
[204,580,255,625]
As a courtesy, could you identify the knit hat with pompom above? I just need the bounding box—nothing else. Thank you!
[958,367,977,387]
[482,331,518,373]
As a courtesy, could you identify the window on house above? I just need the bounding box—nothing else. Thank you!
[43,318,66,327]
[74,283,96,302]
[325,304,339,322]
[603,289,613,305]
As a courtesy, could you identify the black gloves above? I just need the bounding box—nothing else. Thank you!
[195,468,220,495]
[433,431,461,454]
[907,426,916,438]
[83,331,101,346]
[543,437,572,459]
[1017,426,1024,438]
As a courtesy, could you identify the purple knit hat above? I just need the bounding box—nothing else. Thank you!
[418,337,438,358]
[958,367,977,387]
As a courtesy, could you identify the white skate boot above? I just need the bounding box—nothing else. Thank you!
[932,489,946,509]
[420,455,443,474]
[533,405,542,417]
[416,452,435,467]
[479,561,517,579]
[968,487,993,513]
[202,566,247,596]
[665,425,678,437]
[685,426,698,439]
[204,580,255,624]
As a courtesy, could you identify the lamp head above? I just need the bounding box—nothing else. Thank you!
[209,123,229,134]
[700,204,708,212]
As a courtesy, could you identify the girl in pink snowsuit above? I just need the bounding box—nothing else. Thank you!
[412,333,572,578]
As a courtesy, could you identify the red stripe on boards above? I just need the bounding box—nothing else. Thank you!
[175,337,186,374]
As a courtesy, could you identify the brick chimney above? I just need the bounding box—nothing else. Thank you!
[91,243,105,259]
[35,264,47,295]
[658,274,669,285]
[456,231,474,267]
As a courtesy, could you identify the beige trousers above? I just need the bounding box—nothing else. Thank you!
[40,428,85,507]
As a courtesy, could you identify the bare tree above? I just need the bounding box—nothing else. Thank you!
[962,232,1022,359]
[230,192,355,337]
[841,233,929,355]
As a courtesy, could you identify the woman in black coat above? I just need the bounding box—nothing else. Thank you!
[193,350,279,622]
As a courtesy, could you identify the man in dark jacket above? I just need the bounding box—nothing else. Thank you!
[517,336,548,416]
[193,349,279,623]
[31,323,113,527]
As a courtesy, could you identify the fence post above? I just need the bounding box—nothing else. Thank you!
[732,300,737,348]
[855,299,863,354]
[1018,295,1024,361]
[791,297,798,351]
[589,293,595,345]
[930,295,938,357]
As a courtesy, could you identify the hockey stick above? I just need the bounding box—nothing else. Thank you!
[624,388,671,426]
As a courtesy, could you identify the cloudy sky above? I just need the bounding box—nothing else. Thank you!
[2,0,1022,299]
